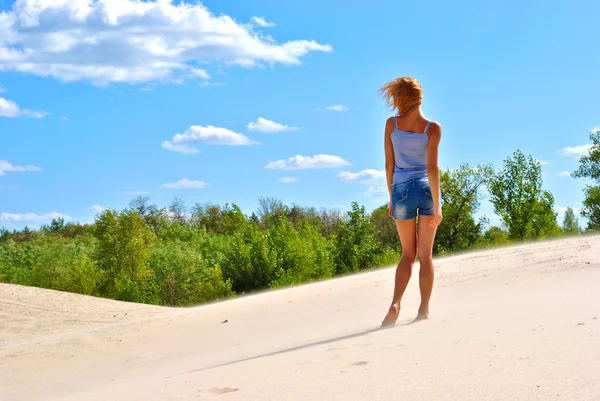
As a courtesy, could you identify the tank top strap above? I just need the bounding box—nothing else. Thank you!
[424,121,432,135]
[394,117,399,130]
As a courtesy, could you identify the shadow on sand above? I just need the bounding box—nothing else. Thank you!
[188,318,421,373]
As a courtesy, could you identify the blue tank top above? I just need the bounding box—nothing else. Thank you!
[391,117,431,184]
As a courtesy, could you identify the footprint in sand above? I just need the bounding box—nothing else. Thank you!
[207,387,239,395]
[336,360,370,369]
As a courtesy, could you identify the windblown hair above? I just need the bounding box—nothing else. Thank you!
[379,77,423,115]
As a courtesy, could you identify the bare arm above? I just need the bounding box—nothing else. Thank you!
[426,123,442,214]
[384,117,395,199]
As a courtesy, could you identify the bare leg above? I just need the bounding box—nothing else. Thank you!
[415,215,438,320]
[381,218,417,327]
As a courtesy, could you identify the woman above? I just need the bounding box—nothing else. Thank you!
[380,77,443,327]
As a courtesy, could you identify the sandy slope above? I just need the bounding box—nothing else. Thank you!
[1,235,599,401]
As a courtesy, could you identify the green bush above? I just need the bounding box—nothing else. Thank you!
[0,236,101,295]
[93,209,156,300]
[220,220,278,293]
[149,240,233,306]
[269,221,336,288]
[481,226,510,247]
[333,202,382,274]
[66,255,104,296]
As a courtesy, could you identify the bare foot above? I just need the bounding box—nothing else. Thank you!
[381,304,400,327]
[413,309,429,322]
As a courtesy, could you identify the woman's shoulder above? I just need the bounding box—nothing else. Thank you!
[384,116,396,133]
[426,120,442,141]
[427,120,442,134]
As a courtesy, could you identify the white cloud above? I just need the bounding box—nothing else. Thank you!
[59,116,70,122]
[161,178,207,189]
[591,126,600,133]
[265,154,351,170]
[557,144,592,157]
[0,84,6,93]
[537,159,550,166]
[559,171,572,177]
[251,16,275,27]
[0,185,17,190]
[89,205,107,214]
[0,0,331,85]
[161,141,201,154]
[279,177,298,183]
[247,117,298,133]
[325,104,349,112]
[337,169,387,198]
[0,98,23,117]
[0,160,41,175]
[0,97,47,118]
[0,212,69,223]
[162,125,258,153]
[337,169,386,181]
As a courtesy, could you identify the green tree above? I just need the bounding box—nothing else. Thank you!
[370,204,398,251]
[129,195,153,218]
[267,216,335,288]
[530,190,561,237]
[149,241,233,306]
[317,208,345,239]
[286,205,325,233]
[191,203,247,235]
[482,226,510,246]
[10,226,37,243]
[562,207,580,233]
[59,223,93,239]
[191,203,222,232]
[0,228,10,243]
[220,220,278,293]
[66,254,104,296]
[488,149,558,240]
[572,130,600,182]
[93,209,157,302]
[572,129,600,230]
[40,217,65,235]
[169,197,188,224]
[435,163,493,253]
[256,197,286,228]
[333,202,380,274]
[129,195,169,234]
[580,186,600,230]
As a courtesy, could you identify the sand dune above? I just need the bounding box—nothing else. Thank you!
[1,235,599,401]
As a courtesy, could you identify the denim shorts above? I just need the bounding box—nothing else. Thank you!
[391,177,434,220]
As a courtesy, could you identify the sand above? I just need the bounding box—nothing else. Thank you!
[1,234,599,401]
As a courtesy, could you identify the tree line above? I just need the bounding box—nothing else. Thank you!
[1,135,598,306]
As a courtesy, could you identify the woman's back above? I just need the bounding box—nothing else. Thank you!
[390,116,431,184]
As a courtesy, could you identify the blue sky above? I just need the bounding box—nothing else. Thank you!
[1,0,598,230]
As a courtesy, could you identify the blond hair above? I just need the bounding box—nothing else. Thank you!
[379,77,423,115]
